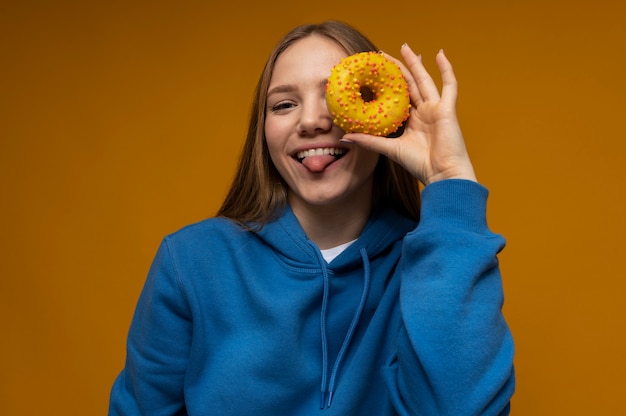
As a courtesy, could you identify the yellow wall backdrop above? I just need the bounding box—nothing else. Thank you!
[2,0,625,414]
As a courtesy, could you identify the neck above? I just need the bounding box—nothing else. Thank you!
[289,191,372,250]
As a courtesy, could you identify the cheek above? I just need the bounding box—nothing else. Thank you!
[264,119,289,173]
[264,112,297,175]
[264,131,280,165]
[264,117,283,153]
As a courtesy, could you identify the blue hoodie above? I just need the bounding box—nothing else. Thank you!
[109,180,515,415]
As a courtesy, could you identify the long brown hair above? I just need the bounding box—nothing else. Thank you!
[217,21,420,228]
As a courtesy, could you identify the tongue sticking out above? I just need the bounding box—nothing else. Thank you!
[301,155,336,173]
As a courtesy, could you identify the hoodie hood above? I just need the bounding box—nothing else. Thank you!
[256,205,416,408]
[256,205,416,271]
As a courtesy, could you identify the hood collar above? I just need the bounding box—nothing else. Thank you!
[256,205,416,270]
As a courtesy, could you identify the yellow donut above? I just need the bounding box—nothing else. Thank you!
[326,51,411,136]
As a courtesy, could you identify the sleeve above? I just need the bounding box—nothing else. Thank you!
[383,179,515,415]
[109,237,191,416]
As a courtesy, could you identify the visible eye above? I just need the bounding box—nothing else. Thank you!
[269,101,296,113]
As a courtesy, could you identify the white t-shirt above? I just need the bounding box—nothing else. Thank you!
[320,239,357,263]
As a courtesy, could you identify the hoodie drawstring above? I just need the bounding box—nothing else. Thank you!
[317,246,331,409]
[311,243,372,409]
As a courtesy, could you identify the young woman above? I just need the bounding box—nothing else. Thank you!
[109,21,515,415]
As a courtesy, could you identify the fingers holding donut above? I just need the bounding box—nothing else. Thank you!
[384,45,455,108]
[400,45,440,103]
[342,46,477,185]
[379,46,426,107]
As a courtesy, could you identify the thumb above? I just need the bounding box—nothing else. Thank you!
[341,132,400,160]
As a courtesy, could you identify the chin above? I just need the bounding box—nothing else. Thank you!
[291,184,366,209]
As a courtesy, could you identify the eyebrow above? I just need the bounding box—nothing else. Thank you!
[267,79,329,97]
[267,84,295,97]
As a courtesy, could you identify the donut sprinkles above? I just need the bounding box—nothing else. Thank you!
[326,51,411,136]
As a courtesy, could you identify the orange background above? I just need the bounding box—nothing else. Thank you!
[2,0,625,414]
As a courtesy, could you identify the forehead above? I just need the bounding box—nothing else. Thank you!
[270,36,347,84]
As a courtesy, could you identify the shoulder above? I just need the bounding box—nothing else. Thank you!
[162,216,254,254]
[170,216,246,239]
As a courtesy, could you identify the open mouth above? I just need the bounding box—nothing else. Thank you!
[294,147,348,172]
[295,147,346,163]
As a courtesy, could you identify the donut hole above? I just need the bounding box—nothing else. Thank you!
[359,86,375,102]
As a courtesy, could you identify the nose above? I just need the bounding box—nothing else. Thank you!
[298,97,333,136]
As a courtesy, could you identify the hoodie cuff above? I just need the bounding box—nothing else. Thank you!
[418,179,491,234]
